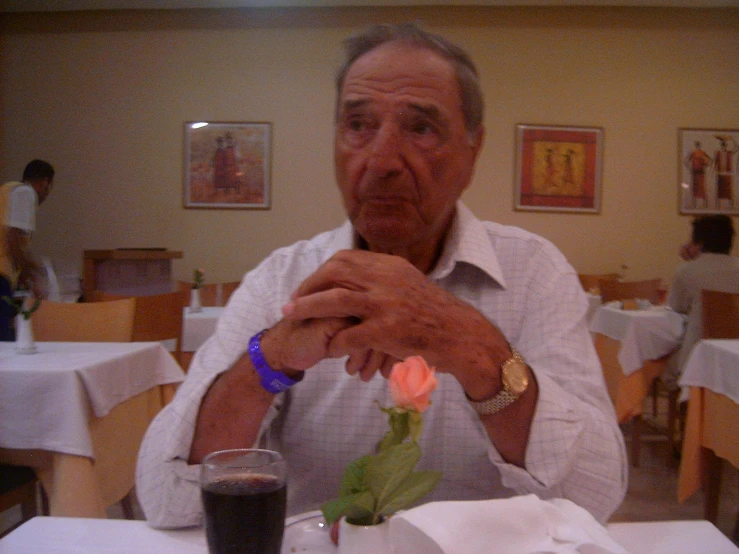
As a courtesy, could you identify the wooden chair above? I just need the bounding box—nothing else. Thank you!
[90,291,188,367]
[699,289,739,539]
[701,289,739,340]
[0,465,40,537]
[577,273,619,292]
[175,280,240,307]
[33,298,136,342]
[599,278,663,305]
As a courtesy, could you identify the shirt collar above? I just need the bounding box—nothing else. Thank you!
[428,202,507,288]
[337,202,506,289]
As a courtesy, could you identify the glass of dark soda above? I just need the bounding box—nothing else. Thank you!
[201,448,287,554]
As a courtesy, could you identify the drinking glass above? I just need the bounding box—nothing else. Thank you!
[201,448,287,554]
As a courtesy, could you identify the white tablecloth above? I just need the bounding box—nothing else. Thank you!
[181,307,224,352]
[679,339,739,404]
[589,305,686,375]
[0,342,184,458]
[0,516,736,554]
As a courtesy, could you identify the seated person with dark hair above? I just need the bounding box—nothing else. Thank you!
[665,214,739,389]
[136,22,627,529]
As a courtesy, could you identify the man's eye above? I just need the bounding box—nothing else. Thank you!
[411,122,432,135]
[348,119,365,132]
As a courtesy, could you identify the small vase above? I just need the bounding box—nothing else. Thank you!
[15,314,37,354]
[338,517,390,554]
[189,288,202,313]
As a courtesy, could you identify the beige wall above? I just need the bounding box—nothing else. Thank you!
[1,6,738,284]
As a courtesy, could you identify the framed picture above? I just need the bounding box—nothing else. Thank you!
[515,124,603,213]
[678,128,739,215]
[184,121,271,209]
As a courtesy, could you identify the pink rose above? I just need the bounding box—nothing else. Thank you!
[388,356,438,413]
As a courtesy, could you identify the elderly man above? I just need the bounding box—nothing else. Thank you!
[0,159,55,340]
[137,23,626,527]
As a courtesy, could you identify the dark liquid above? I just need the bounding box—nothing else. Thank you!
[202,473,287,554]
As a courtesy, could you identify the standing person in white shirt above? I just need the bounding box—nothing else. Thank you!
[137,22,627,528]
[0,159,55,340]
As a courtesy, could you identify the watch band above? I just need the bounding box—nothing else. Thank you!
[248,329,302,394]
[467,349,526,416]
[467,388,518,415]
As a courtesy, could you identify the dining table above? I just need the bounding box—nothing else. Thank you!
[0,514,737,553]
[0,342,185,518]
[677,339,739,528]
[589,303,686,466]
[179,306,224,370]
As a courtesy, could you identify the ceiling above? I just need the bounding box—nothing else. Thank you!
[1,0,738,12]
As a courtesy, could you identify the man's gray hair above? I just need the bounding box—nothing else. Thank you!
[335,22,485,136]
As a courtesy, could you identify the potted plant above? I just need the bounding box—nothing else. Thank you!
[322,356,442,553]
[3,292,42,354]
[189,268,205,313]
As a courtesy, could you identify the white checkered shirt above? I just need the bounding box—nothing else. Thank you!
[136,202,627,528]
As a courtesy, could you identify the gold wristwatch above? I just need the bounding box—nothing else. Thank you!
[467,349,529,415]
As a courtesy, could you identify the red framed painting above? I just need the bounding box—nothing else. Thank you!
[515,124,603,213]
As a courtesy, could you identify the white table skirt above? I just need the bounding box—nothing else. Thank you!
[181,306,224,352]
[0,517,736,554]
[679,339,739,404]
[589,305,685,375]
[0,342,184,457]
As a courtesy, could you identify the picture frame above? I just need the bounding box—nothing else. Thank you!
[184,121,272,209]
[678,128,739,215]
[515,124,603,213]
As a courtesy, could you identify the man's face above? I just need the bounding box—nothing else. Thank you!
[32,178,53,204]
[334,41,483,260]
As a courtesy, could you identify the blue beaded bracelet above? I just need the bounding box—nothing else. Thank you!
[248,329,302,394]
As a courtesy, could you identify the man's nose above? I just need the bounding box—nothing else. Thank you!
[366,123,405,177]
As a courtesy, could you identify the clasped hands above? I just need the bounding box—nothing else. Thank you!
[265,249,510,393]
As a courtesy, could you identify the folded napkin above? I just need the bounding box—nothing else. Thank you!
[388,495,630,554]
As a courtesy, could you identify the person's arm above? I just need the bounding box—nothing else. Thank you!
[136,279,354,528]
[189,317,351,463]
[5,227,41,293]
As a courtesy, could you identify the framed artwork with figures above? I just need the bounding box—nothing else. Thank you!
[184,121,271,209]
[678,128,739,215]
[515,124,603,213]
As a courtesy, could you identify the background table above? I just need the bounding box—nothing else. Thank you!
[678,339,739,529]
[0,342,184,517]
[589,305,685,466]
[1,516,737,554]
[180,306,224,370]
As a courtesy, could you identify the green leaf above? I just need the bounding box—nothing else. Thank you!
[375,470,442,516]
[321,491,375,525]
[338,454,372,496]
[367,442,420,507]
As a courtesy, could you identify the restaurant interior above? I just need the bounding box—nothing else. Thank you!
[1,0,738,550]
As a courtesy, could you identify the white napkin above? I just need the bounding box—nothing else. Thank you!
[388,495,630,554]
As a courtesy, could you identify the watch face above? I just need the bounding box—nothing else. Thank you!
[503,360,529,396]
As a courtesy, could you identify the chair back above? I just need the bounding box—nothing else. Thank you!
[701,289,739,339]
[176,280,240,307]
[578,273,619,292]
[599,278,663,305]
[33,298,136,342]
[91,291,187,365]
